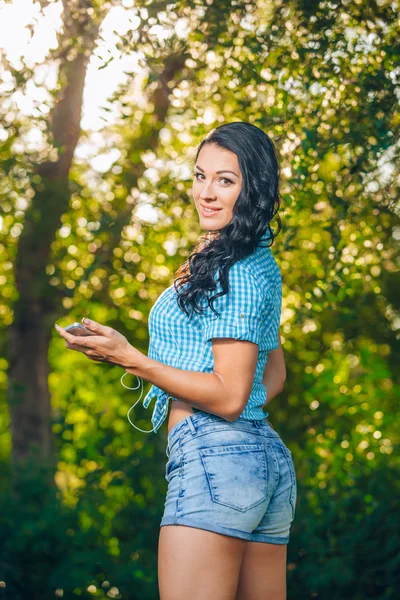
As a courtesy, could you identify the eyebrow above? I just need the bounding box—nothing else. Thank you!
[195,165,240,178]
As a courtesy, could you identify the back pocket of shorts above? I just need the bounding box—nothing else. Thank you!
[199,443,268,512]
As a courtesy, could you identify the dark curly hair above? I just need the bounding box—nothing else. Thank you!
[173,121,282,319]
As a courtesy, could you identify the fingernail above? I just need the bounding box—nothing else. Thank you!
[82,317,89,324]
[55,324,59,329]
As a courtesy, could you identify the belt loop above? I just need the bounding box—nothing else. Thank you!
[186,416,196,435]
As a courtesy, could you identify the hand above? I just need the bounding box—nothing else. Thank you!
[55,318,139,369]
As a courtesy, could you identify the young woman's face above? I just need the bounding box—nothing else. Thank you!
[192,143,242,232]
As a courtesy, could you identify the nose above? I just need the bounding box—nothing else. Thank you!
[199,180,216,200]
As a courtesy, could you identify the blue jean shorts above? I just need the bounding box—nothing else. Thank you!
[161,411,297,544]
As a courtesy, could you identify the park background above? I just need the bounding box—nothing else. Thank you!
[0,0,399,598]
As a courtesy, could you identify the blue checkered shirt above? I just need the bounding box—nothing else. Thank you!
[135,230,282,433]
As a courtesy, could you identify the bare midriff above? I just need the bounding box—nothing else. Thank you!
[167,399,195,434]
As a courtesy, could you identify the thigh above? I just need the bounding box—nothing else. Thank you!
[158,525,246,600]
[236,541,287,600]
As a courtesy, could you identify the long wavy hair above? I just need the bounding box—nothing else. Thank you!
[173,121,282,319]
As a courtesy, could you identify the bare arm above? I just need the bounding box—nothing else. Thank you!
[262,331,286,408]
[125,336,260,422]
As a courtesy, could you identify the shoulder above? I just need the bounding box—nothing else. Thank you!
[217,259,268,301]
[233,247,281,297]
[212,260,266,313]
[226,259,258,286]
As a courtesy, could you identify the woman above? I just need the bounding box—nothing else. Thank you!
[56,122,297,600]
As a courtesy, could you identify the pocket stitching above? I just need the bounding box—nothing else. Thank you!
[201,443,264,456]
[200,444,268,512]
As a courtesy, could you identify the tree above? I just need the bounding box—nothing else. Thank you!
[3,0,190,468]
[0,0,399,597]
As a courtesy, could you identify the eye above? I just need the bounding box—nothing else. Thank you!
[193,172,233,185]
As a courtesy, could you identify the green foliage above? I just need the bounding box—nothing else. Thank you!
[0,456,166,599]
[0,447,398,599]
[290,470,399,599]
[0,0,399,598]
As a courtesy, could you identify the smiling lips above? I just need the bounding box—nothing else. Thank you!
[200,205,222,217]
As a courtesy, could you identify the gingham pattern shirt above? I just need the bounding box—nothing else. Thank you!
[138,230,282,433]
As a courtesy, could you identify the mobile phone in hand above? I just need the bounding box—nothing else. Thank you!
[64,322,97,336]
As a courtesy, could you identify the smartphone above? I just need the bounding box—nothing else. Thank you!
[64,322,97,336]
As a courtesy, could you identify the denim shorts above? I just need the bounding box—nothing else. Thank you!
[161,411,297,544]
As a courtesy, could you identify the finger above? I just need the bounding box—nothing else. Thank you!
[81,318,113,337]
[66,342,90,352]
[85,349,106,359]
[65,343,106,361]
[56,325,91,348]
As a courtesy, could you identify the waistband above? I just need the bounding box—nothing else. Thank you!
[166,411,281,458]
[192,405,270,421]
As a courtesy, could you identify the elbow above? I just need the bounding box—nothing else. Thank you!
[223,378,287,423]
[219,396,243,422]
[225,410,240,422]
[221,405,239,422]
[226,396,247,422]
[225,412,240,423]
[228,378,287,422]
[214,373,241,422]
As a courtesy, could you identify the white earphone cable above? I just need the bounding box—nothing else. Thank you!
[121,371,167,434]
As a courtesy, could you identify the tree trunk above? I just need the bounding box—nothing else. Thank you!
[7,2,101,471]
[8,326,55,467]
[6,2,187,473]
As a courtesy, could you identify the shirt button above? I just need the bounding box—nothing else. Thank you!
[240,313,244,318]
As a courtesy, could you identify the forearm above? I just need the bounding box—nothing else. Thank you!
[262,372,285,408]
[124,349,235,420]
[262,359,285,408]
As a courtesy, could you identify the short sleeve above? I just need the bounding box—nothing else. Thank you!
[200,261,280,350]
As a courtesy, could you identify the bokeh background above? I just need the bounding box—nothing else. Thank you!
[0,0,399,598]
